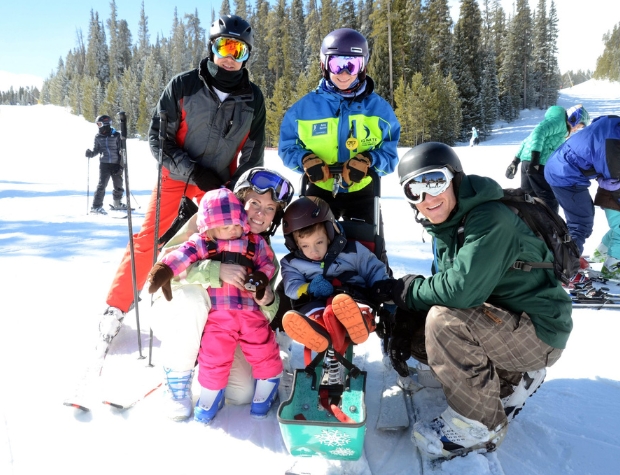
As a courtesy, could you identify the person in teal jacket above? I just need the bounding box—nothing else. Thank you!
[278,28,400,227]
[505,104,590,212]
[372,142,572,460]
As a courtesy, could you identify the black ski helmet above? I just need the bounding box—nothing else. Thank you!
[95,115,112,127]
[209,15,254,51]
[398,142,463,186]
[320,28,369,82]
[282,197,336,252]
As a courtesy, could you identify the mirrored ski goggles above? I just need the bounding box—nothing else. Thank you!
[247,170,294,205]
[327,55,365,75]
[96,120,111,127]
[212,37,250,62]
[402,168,454,204]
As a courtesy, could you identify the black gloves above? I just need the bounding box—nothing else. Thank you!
[192,165,224,192]
[387,308,419,377]
[505,157,520,179]
[85,149,94,158]
[370,274,420,310]
[527,151,542,175]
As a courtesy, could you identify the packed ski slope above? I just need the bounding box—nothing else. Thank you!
[1,79,619,475]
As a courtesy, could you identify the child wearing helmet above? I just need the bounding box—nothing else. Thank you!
[278,28,400,233]
[148,167,294,422]
[504,104,590,213]
[147,188,283,424]
[85,115,126,214]
[545,114,620,279]
[279,196,391,356]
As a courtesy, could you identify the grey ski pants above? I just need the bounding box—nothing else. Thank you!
[425,303,563,430]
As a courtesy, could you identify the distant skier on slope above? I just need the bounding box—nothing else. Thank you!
[371,142,573,460]
[469,126,479,146]
[85,115,126,215]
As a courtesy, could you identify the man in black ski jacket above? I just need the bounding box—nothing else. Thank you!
[85,114,125,214]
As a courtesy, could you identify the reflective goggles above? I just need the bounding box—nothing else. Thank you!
[402,167,454,204]
[96,120,111,127]
[212,37,250,62]
[247,170,294,205]
[327,55,365,75]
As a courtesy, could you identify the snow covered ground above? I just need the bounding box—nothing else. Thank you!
[1,79,619,475]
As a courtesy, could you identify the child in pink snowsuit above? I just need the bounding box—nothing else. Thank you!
[147,188,283,424]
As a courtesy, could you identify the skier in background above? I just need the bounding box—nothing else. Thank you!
[504,104,590,213]
[469,126,479,146]
[545,114,620,280]
[85,115,126,215]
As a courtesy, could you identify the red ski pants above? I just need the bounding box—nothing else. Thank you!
[106,169,205,313]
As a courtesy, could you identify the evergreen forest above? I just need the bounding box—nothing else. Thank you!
[2,0,619,147]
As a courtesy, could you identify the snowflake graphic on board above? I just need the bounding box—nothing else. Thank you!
[315,429,351,447]
[330,447,356,457]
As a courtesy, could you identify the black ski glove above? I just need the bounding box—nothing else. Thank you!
[85,149,94,158]
[192,165,224,192]
[505,157,520,179]
[527,151,542,175]
[370,275,420,310]
[388,308,427,377]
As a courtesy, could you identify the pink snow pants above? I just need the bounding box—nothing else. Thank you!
[197,309,283,390]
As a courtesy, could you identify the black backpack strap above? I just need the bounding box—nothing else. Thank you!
[207,237,256,270]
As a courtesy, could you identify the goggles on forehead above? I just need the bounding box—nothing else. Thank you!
[212,37,250,62]
[247,169,294,205]
[327,55,365,75]
[402,167,454,204]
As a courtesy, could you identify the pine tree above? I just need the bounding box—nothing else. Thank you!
[171,8,191,76]
[266,76,288,147]
[133,1,150,80]
[137,52,164,137]
[233,0,249,18]
[429,70,462,145]
[304,0,322,75]
[424,0,453,78]
[81,75,101,122]
[107,0,123,80]
[85,10,110,86]
[290,0,308,71]
[545,0,560,104]
[49,58,69,106]
[101,76,121,119]
[220,0,231,16]
[452,0,483,138]
[185,10,206,69]
[120,67,140,136]
[340,0,358,30]
[368,0,392,102]
[530,0,548,109]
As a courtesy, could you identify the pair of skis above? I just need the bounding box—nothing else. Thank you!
[63,334,162,413]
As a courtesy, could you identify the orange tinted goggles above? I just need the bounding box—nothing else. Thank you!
[212,37,249,62]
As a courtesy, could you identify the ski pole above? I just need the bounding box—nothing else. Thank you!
[86,155,90,215]
[129,189,141,209]
[148,110,168,366]
[118,111,144,359]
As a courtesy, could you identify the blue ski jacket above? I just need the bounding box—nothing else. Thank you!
[278,77,400,194]
[545,115,620,187]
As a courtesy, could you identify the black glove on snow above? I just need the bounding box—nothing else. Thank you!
[388,307,427,377]
[192,165,224,192]
[85,149,94,158]
[505,157,520,179]
[527,151,542,175]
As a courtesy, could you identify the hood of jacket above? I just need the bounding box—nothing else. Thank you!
[196,188,251,234]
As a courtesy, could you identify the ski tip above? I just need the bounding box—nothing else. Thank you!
[102,401,125,409]
[63,401,91,412]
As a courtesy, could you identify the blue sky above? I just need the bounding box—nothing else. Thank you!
[0,1,616,88]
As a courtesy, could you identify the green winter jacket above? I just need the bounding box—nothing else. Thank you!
[515,105,569,165]
[405,174,573,349]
